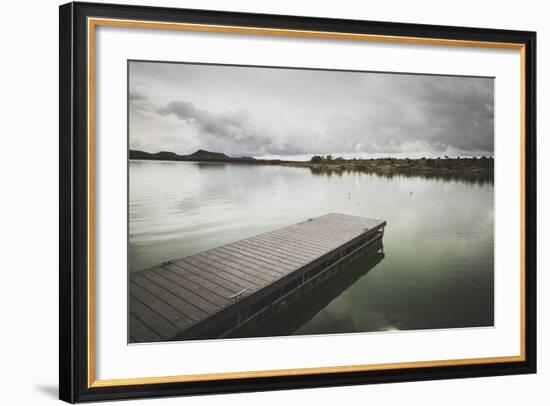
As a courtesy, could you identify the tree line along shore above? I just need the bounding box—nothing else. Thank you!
[129,149,494,182]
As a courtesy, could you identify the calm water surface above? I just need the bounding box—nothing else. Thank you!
[129,160,494,336]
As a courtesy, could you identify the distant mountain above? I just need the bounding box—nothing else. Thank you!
[129,149,258,163]
[137,151,181,161]
[186,149,229,160]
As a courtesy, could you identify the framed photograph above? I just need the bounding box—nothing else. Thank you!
[59,1,537,402]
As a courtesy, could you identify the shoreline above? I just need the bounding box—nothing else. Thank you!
[129,150,494,183]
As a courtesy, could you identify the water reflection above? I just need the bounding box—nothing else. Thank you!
[129,160,494,335]
[236,252,386,338]
[307,165,493,186]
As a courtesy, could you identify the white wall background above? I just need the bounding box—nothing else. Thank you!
[0,0,546,404]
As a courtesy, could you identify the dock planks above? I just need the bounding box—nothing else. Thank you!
[129,213,385,342]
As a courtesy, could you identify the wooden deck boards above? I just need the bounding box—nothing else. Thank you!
[129,213,385,342]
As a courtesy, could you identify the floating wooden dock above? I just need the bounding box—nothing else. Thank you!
[129,213,386,343]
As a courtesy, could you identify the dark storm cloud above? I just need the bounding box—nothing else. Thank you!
[341,75,494,155]
[156,101,279,156]
[129,61,494,158]
[158,101,250,142]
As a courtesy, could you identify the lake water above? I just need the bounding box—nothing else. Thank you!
[129,160,494,336]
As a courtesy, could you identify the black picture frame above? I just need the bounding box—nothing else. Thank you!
[59,1,537,403]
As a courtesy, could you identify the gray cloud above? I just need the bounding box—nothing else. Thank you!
[344,76,494,154]
[129,90,146,101]
[156,101,282,156]
[129,61,494,158]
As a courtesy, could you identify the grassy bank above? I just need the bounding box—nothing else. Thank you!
[283,156,493,184]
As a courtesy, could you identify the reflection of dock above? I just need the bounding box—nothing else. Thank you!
[239,252,386,338]
[129,213,386,343]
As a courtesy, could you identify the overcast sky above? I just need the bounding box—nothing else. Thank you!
[129,61,494,159]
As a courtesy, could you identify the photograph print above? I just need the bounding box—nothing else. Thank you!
[128,60,494,344]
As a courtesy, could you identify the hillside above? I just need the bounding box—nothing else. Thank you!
[129,149,256,162]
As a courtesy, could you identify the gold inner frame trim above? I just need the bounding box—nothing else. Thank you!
[87,17,527,388]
